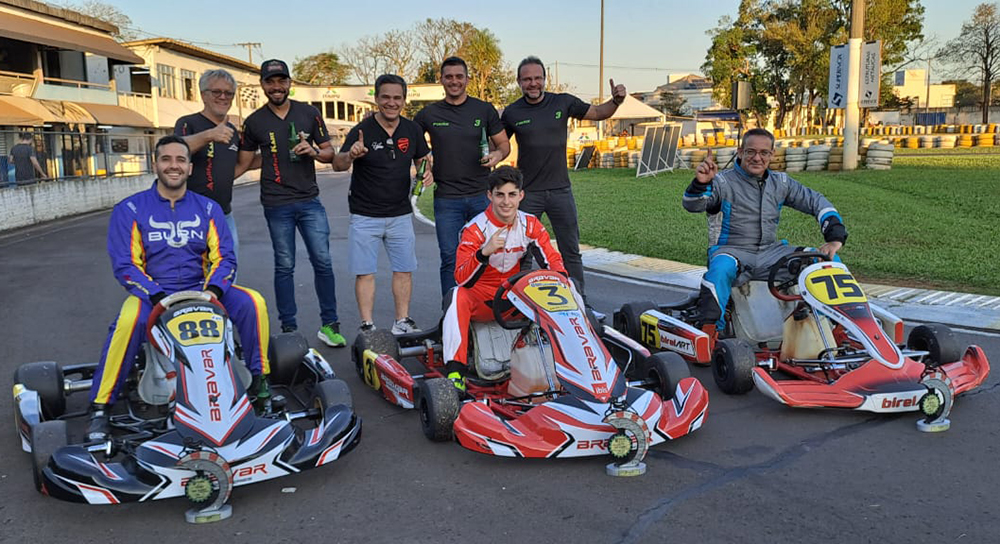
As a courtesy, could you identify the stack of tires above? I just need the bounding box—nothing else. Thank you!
[785,147,807,172]
[805,145,830,171]
[714,147,737,170]
[938,134,957,148]
[865,142,894,170]
[769,146,787,171]
[566,147,576,168]
[905,136,920,149]
[920,135,935,148]
[827,146,843,171]
[958,133,974,148]
[685,148,707,170]
[975,133,995,147]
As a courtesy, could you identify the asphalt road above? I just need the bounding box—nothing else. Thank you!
[2,171,998,543]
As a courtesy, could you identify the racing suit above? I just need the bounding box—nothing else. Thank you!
[89,183,270,405]
[442,205,566,366]
[682,161,847,329]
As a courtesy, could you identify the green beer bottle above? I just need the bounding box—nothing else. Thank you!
[480,126,490,164]
[288,121,300,162]
[412,159,428,197]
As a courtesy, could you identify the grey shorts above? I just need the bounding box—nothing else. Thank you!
[349,213,418,275]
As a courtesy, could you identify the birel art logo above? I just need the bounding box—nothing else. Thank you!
[660,330,694,356]
[880,394,920,410]
[201,349,223,422]
[148,216,202,248]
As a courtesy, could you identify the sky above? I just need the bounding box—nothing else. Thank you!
[110,0,980,99]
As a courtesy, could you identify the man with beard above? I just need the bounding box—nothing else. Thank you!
[334,74,431,335]
[175,69,259,257]
[414,57,510,296]
[238,59,345,348]
[501,56,626,316]
[86,135,271,441]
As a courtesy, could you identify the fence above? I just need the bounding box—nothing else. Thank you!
[1,129,154,187]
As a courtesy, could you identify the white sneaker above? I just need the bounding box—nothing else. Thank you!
[391,317,420,335]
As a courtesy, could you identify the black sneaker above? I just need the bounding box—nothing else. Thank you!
[281,324,297,333]
[359,321,376,333]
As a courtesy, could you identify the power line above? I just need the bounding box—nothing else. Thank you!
[556,61,703,73]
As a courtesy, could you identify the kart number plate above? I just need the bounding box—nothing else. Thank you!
[523,281,578,312]
[803,267,867,305]
[167,312,224,346]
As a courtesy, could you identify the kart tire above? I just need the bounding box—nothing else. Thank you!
[417,378,459,442]
[615,301,657,343]
[644,351,690,401]
[14,361,66,419]
[313,378,353,411]
[712,338,756,395]
[907,323,961,368]
[268,332,309,386]
[31,420,67,491]
[352,329,400,380]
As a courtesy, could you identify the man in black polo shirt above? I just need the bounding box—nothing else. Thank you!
[501,56,626,311]
[334,74,431,335]
[175,69,258,256]
[237,59,346,348]
[414,56,510,296]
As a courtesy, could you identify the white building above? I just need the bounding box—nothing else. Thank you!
[893,69,955,108]
[641,74,720,115]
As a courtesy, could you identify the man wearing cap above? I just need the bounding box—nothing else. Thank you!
[237,59,346,348]
[175,69,259,258]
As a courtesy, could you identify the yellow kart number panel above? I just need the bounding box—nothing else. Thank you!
[361,350,381,389]
[804,267,867,305]
[166,312,223,346]
[523,281,578,312]
[640,314,661,348]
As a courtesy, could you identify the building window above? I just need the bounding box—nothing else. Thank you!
[324,102,337,119]
[157,64,176,99]
[337,101,346,120]
[181,70,197,101]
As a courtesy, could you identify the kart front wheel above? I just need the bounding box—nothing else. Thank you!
[313,379,353,413]
[712,338,756,395]
[644,352,690,401]
[30,420,67,491]
[14,361,66,419]
[268,332,309,385]
[352,329,400,380]
[907,323,961,368]
[615,301,657,343]
[418,378,459,442]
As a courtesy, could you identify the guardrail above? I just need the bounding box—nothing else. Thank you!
[41,76,112,91]
[0,70,37,96]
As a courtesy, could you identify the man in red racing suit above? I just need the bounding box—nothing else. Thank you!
[442,166,566,390]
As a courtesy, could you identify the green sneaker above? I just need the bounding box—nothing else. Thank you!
[447,371,467,392]
[318,322,346,348]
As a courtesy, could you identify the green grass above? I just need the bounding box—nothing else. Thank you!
[894,146,1000,155]
[416,154,1000,295]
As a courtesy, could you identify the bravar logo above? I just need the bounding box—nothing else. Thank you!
[432,122,449,127]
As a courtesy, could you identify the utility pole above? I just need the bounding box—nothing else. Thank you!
[925,57,932,122]
[236,42,261,64]
[599,0,605,138]
[843,0,864,170]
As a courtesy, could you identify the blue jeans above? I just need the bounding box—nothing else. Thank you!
[434,194,489,295]
[263,198,339,329]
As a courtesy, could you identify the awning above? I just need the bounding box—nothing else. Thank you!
[0,12,143,64]
[72,102,153,127]
[0,96,43,125]
[0,96,94,124]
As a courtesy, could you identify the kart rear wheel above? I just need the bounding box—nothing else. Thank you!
[908,324,961,368]
[268,332,310,386]
[417,378,459,442]
[712,338,756,395]
[352,329,400,380]
[615,301,657,343]
[31,420,67,491]
[14,362,66,419]
[313,379,353,412]
[644,352,690,401]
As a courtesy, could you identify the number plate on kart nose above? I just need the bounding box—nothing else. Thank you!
[803,267,867,306]
[523,281,577,313]
[167,312,224,347]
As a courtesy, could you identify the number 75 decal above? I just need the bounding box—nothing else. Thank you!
[804,268,867,305]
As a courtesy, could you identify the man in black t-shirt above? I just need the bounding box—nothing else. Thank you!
[335,74,431,335]
[414,56,510,296]
[501,56,626,307]
[8,132,47,185]
[175,69,259,257]
[238,59,346,348]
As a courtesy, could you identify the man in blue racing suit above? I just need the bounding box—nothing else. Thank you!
[682,128,848,343]
[87,135,271,441]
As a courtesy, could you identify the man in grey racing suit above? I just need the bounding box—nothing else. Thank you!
[682,128,848,341]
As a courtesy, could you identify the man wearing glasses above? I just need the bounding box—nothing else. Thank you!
[175,69,257,256]
[334,74,431,335]
[238,59,346,348]
[683,128,848,345]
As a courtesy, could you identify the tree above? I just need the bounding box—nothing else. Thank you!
[60,1,137,41]
[656,90,688,116]
[463,28,514,105]
[342,30,418,85]
[292,52,349,86]
[939,3,1000,123]
[944,79,982,108]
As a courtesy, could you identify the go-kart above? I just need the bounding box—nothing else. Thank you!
[13,291,361,521]
[614,252,990,425]
[352,270,708,470]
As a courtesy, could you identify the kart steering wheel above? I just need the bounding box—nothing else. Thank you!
[146,290,223,340]
[768,251,830,301]
[492,270,535,330]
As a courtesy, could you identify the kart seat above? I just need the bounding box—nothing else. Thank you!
[470,321,520,381]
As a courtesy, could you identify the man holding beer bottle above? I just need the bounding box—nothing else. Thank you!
[238,59,347,348]
[414,56,510,296]
[334,74,431,335]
